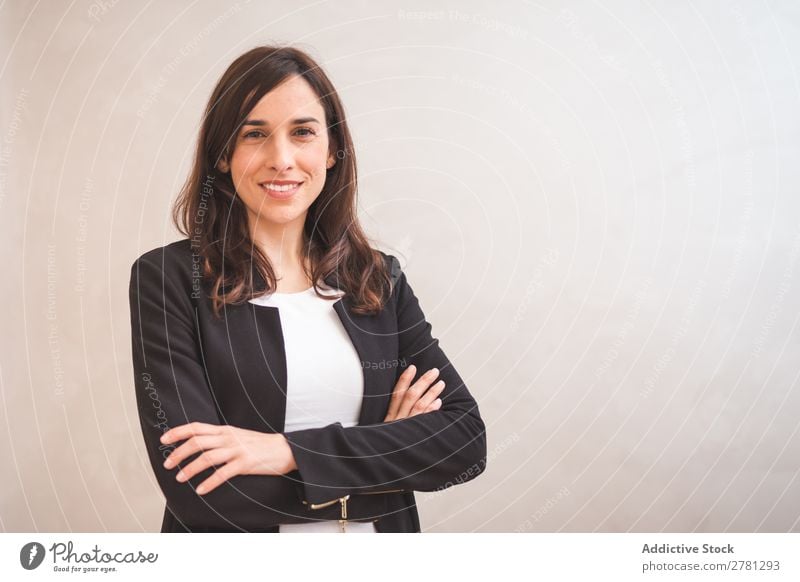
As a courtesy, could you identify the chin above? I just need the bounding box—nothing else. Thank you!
[252,209,308,227]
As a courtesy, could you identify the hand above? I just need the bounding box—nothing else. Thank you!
[160,422,297,495]
[383,364,445,422]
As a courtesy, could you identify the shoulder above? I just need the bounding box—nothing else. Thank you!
[376,250,403,287]
[132,238,192,265]
[129,239,197,288]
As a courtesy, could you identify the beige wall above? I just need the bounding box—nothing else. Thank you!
[1,0,799,532]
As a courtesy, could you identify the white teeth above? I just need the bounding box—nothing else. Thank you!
[261,183,300,192]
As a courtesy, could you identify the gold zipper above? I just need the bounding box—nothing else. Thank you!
[338,495,349,533]
[302,488,407,507]
[304,496,341,510]
[355,488,407,495]
[301,490,406,531]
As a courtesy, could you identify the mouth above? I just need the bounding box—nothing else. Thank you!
[259,180,303,199]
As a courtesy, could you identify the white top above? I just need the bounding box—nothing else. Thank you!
[249,283,378,533]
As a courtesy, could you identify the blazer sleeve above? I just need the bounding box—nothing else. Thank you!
[283,257,488,505]
[129,253,298,531]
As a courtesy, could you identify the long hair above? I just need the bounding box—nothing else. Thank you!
[172,45,392,318]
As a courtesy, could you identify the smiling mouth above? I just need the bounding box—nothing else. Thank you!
[259,181,303,192]
[259,181,304,200]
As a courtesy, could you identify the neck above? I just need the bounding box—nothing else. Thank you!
[248,216,308,274]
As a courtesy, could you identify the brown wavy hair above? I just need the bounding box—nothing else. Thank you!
[172,45,392,318]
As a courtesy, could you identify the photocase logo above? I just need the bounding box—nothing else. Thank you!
[19,542,46,570]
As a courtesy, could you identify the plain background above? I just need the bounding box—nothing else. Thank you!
[1,0,799,532]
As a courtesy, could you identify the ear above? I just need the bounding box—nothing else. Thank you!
[326,152,336,170]
[216,157,230,173]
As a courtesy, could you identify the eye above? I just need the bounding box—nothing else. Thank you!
[294,127,316,138]
[242,129,265,139]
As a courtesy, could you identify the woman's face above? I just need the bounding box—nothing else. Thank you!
[222,75,336,234]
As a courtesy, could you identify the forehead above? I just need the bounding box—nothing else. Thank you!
[246,75,325,122]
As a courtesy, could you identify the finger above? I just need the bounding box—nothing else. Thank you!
[425,398,443,413]
[408,381,445,417]
[161,422,221,445]
[196,461,242,495]
[163,435,223,470]
[385,365,416,421]
[175,448,234,484]
[397,368,439,419]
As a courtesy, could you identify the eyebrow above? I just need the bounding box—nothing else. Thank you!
[242,117,321,127]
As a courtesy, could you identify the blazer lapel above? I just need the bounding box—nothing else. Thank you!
[332,296,398,425]
[202,300,289,433]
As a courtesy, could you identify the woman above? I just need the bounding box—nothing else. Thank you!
[128,45,487,533]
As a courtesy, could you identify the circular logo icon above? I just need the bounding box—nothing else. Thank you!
[20,542,45,570]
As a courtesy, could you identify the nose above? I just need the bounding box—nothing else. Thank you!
[262,132,294,172]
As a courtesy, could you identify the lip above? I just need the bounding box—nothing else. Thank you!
[259,180,303,200]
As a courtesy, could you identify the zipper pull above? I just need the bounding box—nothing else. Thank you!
[338,494,350,533]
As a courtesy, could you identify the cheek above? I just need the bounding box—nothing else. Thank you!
[231,150,259,180]
[301,141,330,177]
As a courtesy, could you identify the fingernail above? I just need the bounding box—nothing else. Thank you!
[163,459,172,469]
[196,484,207,495]
[176,471,186,482]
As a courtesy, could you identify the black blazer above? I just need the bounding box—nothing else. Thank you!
[128,239,487,532]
